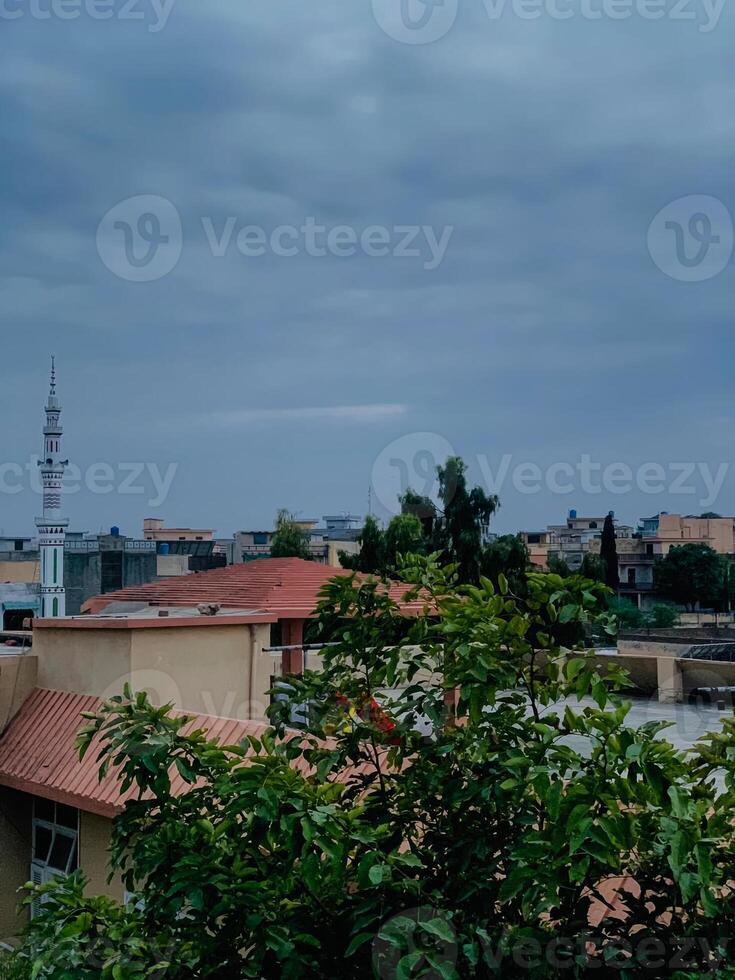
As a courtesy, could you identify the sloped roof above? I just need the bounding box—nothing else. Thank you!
[80,558,425,618]
[0,688,350,818]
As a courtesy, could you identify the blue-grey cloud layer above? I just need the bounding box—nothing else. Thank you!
[1,0,733,536]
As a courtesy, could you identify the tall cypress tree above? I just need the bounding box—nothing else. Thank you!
[600,512,619,590]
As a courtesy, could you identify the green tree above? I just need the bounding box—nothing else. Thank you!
[654,543,724,611]
[546,553,571,577]
[433,456,499,584]
[270,509,312,560]
[607,595,645,630]
[339,514,385,573]
[341,514,425,576]
[399,489,437,540]
[481,533,529,594]
[579,553,604,582]
[600,513,619,590]
[14,561,735,978]
[383,513,425,571]
[644,603,679,629]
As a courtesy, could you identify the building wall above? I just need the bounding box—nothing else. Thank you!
[79,811,123,901]
[122,552,157,589]
[64,552,102,616]
[156,553,190,577]
[36,628,133,699]
[64,552,158,616]
[0,655,38,732]
[34,621,276,721]
[0,560,39,584]
[0,787,32,938]
[130,622,274,720]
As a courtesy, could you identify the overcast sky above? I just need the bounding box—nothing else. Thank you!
[1,0,733,539]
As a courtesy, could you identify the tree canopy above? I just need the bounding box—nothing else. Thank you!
[270,509,312,560]
[654,543,725,611]
[11,560,735,977]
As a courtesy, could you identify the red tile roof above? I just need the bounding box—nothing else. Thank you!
[80,557,425,618]
[0,688,375,819]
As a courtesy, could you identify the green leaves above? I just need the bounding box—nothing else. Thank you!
[17,563,735,978]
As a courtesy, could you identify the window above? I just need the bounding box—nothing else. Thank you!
[14,539,24,551]
[589,521,598,529]
[254,532,269,545]
[32,800,79,874]
[31,800,80,915]
[627,568,636,585]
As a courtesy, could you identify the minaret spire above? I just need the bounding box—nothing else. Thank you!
[35,358,68,618]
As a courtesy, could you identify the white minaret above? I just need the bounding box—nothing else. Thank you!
[35,357,69,618]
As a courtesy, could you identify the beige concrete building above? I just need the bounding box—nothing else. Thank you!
[0,608,280,938]
[0,558,423,939]
[142,518,214,543]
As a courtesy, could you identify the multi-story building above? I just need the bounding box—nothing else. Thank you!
[517,530,554,568]
[520,510,633,572]
[142,518,225,575]
[587,513,735,608]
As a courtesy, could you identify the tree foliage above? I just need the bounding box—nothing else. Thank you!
[270,509,312,560]
[600,514,619,591]
[480,533,530,594]
[654,544,725,611]
[12,560,735,977]
[546,553,572,578]
[607,597,679,632]
[340,514,425,576]
[432,457,499,585]
[579,553,604,582]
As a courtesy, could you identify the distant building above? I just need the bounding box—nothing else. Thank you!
[234,515,362,567]
[520,510,633,572]
[589,512,735,608]
[142,517,214,543]
[518,530,554,568]
[142,518,226,575]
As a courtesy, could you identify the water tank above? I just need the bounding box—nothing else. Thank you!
[159,542,170,555]
[110,525,120,537]
[569,509,577,519]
